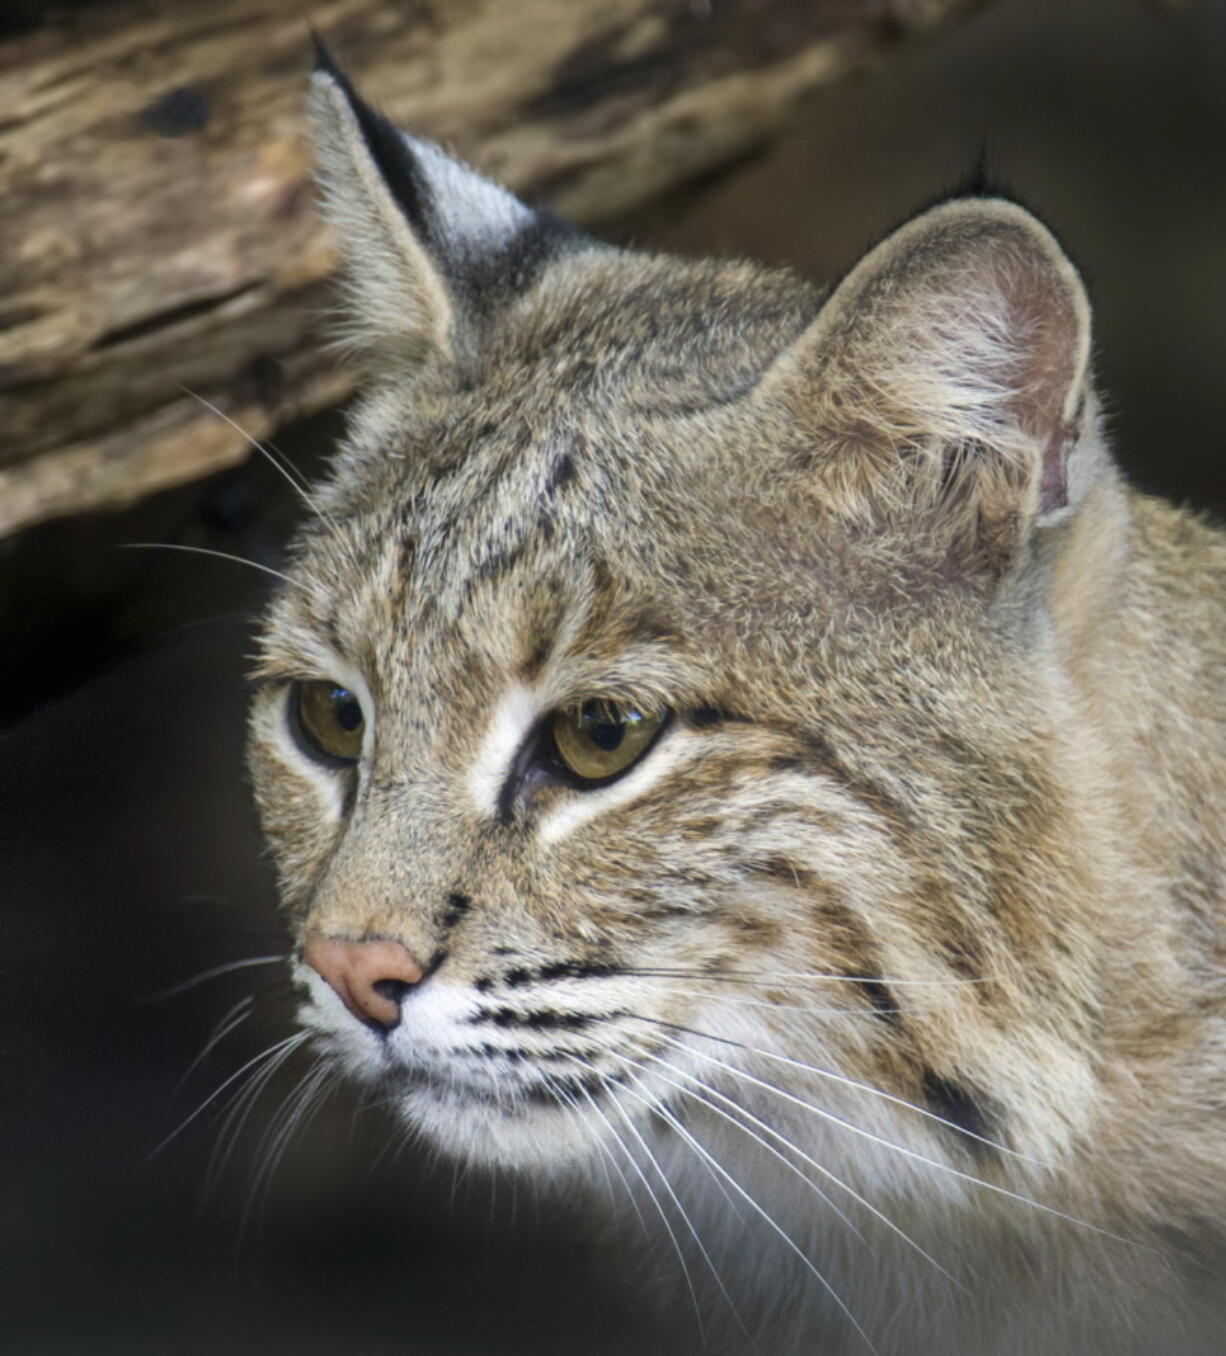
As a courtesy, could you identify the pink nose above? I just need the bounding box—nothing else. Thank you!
[303,934,425,1030]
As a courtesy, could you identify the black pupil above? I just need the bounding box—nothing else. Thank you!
[582,701,625,752]
[331,688,362,732]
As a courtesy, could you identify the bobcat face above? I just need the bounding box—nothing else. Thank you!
[246,54,1226,1348]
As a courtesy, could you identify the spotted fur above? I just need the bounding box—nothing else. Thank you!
[246,53,1226,1355]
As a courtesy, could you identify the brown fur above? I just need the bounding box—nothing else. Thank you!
[245,61,1226,1354]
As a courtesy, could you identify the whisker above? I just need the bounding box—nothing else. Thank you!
[176,386,323,514]
[628,1013,1042,1167]
[119,541,297,588]
[642,1024,1141,1249]
[236,1056,318,1221]
[174,388,375,588]
[153,610,252,640]
[622,1035,868,1248]
[146,954,287,1003]
[150,1030,310,1160]
[544,1074,644,1231]
[175,994,255,1092]
[573,1081,706,1341]
[584,1058,759,1346]
[630,1038,967,1286]
[572,1052,749,1343]
[623,967,993,989]
[240,1059,337,1246]
[648,985,895,1019]
[627,1073,879,1355]
[203,1033,311,1201]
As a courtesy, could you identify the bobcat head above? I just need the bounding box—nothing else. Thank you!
[245,46,1225,1355]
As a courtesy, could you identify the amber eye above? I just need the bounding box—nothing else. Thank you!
[550,700,664,784]
[293,680,365,763]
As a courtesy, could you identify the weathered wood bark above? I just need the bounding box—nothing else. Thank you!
[0,0,974,538]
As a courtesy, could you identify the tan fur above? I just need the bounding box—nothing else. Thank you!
[245,65,1226,1354]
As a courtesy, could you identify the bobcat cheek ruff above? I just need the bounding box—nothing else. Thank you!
[243,48,1226,1356]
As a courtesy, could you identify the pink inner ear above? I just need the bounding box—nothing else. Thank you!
[994,248,1084,517]
[1039,425,1070,514]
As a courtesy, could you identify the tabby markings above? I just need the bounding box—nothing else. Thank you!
[921,1068,998,1159]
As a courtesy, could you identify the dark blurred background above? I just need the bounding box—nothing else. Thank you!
[3,0,1224,1352]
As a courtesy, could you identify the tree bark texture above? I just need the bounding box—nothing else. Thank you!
[0,0,973,538]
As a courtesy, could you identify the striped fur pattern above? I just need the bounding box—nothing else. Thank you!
[245,55,1226,1355]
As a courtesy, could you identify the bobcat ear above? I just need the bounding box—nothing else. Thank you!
[771,198,1093,567]
[308,42,579,374]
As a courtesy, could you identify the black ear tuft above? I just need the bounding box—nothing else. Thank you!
[955,143,1006,200]
[309,38,435,248]
[309,26,338,78]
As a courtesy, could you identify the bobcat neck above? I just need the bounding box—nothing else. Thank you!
[1044,480,1226,1236]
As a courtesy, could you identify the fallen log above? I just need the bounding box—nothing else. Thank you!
[0,0,975,537]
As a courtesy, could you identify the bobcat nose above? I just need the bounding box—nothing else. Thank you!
[302,934,425,1031]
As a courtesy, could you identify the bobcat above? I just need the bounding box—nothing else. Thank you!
[245,48,1226,1355]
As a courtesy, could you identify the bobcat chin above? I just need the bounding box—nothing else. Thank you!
[245,48,1226,1355]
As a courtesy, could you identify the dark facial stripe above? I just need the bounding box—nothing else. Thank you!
[470,1006,618,1032]
[854,975,902,1027]
[463,1042,608,1065]
[441,892,471,929]
[922,1068,998,1159]
[494,959,622,988]
[543,449,576,497]
[522,1072,609,1106]
[797,731,917,830]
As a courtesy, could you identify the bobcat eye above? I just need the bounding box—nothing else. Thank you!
[293,680,365,764]
[550,700,664,784]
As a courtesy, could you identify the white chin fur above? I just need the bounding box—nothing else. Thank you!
[389,1085,605,1175]
[294,962,608,1173]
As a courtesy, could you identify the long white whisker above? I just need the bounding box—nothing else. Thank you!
[570,1054,747,1342]
[175,994,255,1093]
[649,1029,1140,1249]
[607,1054,749,1228]
[203,1032,310,1201]
[176,386,322,511]
[150,1030,309,1160]
[248,1055,325,1196]
[631,1038,966,1285]
[148,954,287,1002]
[648,986,893,1019]
[545,1073,649,1238]
[634,1077,879,1354]
[631,1014,1043,1167]
[574,1082,706,1342]
[626,967,994,989]
[622,1035,868,1248]
[237,1058,316,1228]
[119,541,296,587]
[240,1060,336,1245]
[601,1066,776,1348]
